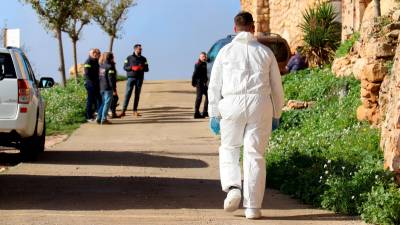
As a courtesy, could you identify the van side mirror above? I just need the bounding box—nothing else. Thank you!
[39,77,55,88]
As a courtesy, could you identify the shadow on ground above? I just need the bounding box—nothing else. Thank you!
[0,174,360,222]
[34,150,209,168]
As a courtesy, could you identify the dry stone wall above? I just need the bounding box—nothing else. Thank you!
[241,0,341,51]
[381,38,400,175]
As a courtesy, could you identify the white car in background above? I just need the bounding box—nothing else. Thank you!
[0,47,54,160]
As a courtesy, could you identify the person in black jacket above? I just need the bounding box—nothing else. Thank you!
[121,44,149,117]
[96,52,116,124]
[192,52,209,119]
[84,48,101,121]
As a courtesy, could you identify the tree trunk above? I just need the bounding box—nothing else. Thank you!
[109,36,114,52]
[72,39,79,81]
[374,0,381,17]
[56,28,67,87]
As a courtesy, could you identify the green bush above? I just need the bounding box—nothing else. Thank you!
[267,68,399,224]
[362,182,400,225]
[41,79,86,135]
[335,32,360,58]
[299,2,341,67]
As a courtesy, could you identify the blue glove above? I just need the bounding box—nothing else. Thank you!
[209,117,220,135]
[272,117,280,131]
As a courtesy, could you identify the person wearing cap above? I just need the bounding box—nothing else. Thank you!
[121,44,149,117]
[208,11,284,219]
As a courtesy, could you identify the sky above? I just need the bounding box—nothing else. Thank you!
[0,0,241,81]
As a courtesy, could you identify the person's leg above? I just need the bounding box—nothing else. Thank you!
[219,118,246,192]
[242,99,272,211]
[95,88,102,112]
[96,91,106,122]
[122,78,134,113]
[202,86,209,117]
[111,94,119,116]
[194,85,203,118]
[133,78,143,112]
[101,91,113,123]
[85,82,95,120]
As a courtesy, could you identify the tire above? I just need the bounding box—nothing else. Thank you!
[20,116,45,161]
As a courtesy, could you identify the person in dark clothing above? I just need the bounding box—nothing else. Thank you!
[84,48,101,122]
[121,44,149,117]
[96,52,116,124]
[192,52,209,119]
[285,47,308,73]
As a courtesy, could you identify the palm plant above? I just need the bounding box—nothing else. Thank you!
[299,2,341,67]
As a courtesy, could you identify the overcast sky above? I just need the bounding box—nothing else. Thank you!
[1,0,241,81]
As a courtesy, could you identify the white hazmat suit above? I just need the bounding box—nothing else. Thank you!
[208,32,284,209]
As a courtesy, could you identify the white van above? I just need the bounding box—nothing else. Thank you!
[0,47,54,160]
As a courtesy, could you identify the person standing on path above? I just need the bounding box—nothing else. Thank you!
[96,52,116,124]
[121,44,149,117]
[84,48,101,122]
[192,52,209,119]
[208,11,284,219]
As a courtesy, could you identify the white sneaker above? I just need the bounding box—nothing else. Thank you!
[245,208,262,219]
[224,188,241,212]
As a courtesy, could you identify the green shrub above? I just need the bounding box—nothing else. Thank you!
[362,182,400,225]
[335,32,360,58]
[299,2,341,67]
[267,68,399,224]
[41,79,86,135]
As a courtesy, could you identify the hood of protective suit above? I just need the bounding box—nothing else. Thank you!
[208,31,285,119]
[231,32,257,44]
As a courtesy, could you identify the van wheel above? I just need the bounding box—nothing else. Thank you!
[20,117,45,161]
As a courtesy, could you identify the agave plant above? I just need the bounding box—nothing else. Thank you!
[299,2,341,67]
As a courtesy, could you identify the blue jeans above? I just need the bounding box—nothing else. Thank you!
[123,78,143,112]
[97,90,113,122]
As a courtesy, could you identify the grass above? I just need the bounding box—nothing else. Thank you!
[41,79,87,135]
[266,68,399,224]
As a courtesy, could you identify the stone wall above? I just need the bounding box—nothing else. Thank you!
[240,0,270,33]
[381,40,400,175]
[241,0,340,51]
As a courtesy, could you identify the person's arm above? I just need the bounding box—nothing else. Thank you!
[109,65,117,93]
[192,63,199,87]
[208,52,224,118]
[83,59,91,80]
[269,52,285,119]
[123,57,132,72]
[285,55,295,72]
[143,57,149,72]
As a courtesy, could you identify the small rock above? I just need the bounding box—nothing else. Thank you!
[286,100,314,110]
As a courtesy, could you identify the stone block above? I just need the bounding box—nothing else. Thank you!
[361,62,388,83]
[361,80,381,93]
[352,58,368,80]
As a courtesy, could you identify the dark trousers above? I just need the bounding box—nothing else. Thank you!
[123,77,144,112]
[85,81,101,119]
[110,94,119,115]
[195,84,208,114]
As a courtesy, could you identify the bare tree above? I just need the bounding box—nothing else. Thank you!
[21,0,78,86]
[62,0,91,80]
[374,0,381,17]
[91,0,136,52]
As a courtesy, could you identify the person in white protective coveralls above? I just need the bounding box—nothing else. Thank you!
[208,11,284,219]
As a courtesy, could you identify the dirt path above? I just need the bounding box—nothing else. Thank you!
[0,80,365,225]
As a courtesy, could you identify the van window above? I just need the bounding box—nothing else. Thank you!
[0,53,16,78]
[207,38,232,62]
